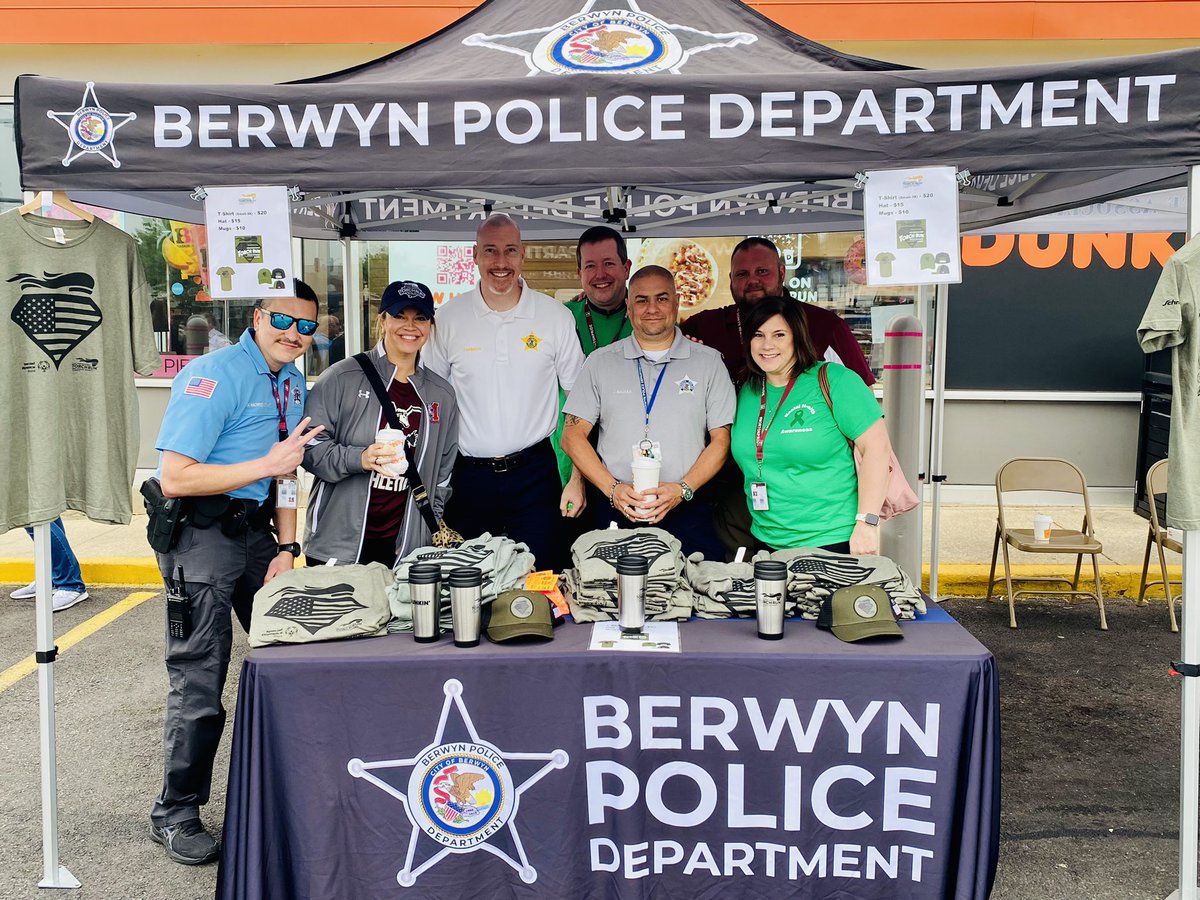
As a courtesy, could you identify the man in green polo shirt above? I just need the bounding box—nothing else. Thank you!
[553,226,636,487]
[565,226,634,354]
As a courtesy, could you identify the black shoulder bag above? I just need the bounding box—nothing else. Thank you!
[353,353,463,548]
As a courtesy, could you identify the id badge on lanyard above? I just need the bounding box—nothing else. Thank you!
[751,482,770,511]
[270,372,299,508]
[753,377,797,513]
[635,358,667,461]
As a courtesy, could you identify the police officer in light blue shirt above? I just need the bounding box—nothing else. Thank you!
[148,280,325,865]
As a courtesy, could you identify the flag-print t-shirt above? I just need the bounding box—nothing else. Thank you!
[0,211,160,529]
[365,379,423,540]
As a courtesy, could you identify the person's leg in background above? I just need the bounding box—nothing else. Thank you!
[11,516,89,611]
[498,443,568,571]
[709,459,755,561]
[444,461,503,545]
[659,497,726,562]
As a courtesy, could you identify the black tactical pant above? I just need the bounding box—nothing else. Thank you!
[150,522,276,827]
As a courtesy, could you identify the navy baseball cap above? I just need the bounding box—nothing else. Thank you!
[380,280,435,319]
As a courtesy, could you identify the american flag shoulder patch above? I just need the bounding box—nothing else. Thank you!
[184,376,218,398]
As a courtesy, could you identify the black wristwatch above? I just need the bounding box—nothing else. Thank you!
[277,542,302,557]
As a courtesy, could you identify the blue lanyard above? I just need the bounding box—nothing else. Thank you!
[636,358,668,439]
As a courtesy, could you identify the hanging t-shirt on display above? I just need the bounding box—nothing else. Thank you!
[1138,237,1200,528]
[0,211,161,530]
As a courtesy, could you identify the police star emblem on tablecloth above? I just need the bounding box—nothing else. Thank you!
[462,0,755,76]
[47,82,136,169]
[348,678,569,886]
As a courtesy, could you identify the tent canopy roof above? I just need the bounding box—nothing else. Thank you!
[14,0,1200,238]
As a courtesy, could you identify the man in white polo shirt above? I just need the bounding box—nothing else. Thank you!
[561,265,734,560]
[423,214,585,569]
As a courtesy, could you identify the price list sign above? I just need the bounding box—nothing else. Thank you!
[863,167,961,286]
[204,185,294,299]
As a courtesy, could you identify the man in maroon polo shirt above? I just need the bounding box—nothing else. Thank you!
[680,237,875,387]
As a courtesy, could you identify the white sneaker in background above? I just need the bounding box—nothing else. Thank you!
[10,581,36,600]
[51,589,89,612]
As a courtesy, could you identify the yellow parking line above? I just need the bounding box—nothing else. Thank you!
[0,590,159,694]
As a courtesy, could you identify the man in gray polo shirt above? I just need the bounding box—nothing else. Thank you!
[562,265,734,560]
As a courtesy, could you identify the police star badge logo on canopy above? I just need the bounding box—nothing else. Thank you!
[463,0,755,76]
[47,82,136,169]
[348,678,569,886]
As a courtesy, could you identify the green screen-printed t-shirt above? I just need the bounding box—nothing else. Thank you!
[1138,238,1200,527]
[730,363,882,549]
[215,266,234,292]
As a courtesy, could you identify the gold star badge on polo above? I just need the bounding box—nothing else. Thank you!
[521,332,542,351]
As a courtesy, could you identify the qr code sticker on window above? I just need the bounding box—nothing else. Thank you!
[436,245,476,286]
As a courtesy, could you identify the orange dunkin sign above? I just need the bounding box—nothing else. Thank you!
[961,233,1177,270]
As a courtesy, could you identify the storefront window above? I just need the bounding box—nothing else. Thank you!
[124,214,259,379]
[376,232,930,388]
[299,239,345,377]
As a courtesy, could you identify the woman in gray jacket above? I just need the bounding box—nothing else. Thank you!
[303,281,458,566]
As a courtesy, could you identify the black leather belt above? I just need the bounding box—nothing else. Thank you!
[459,440,548,474]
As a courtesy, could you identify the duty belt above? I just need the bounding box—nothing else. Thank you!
[189,494,274,535]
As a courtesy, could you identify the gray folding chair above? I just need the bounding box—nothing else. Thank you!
[986,457,1107,630]
[1137,458,1181,632]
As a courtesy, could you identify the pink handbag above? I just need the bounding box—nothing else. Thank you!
[818,364,920,520]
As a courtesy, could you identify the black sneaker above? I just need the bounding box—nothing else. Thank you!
[149,819,220,865]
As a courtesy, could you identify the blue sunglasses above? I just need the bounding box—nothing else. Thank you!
[263,310,318,336]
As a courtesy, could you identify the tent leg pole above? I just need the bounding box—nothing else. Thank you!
[33,523,79,890]
[928,283,948,600]
[1169,165,1200,900]
[1174,530,1200,900]
[343,238,363,357]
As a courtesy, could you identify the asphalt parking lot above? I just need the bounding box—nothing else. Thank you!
[0,587,1189,899]
[0,588,233,900]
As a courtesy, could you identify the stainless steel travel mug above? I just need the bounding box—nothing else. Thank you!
[616,554,649,634]
[448,566,483,648]
[754,560,787,640]
[409,563,441,643]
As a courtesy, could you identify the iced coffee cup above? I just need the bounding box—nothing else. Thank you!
[1033,514,1052,544]
[375,428,407,478]
[631,456,661,510]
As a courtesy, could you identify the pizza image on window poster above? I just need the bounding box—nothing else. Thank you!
[636,238,720,309]
[844,237,867,285]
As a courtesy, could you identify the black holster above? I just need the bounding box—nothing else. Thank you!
[140,478,187,554]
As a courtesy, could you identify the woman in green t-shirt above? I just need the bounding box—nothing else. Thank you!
[730,297,893,554]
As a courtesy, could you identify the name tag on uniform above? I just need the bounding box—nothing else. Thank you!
[751,482,769,511]
[276,476,299,509]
